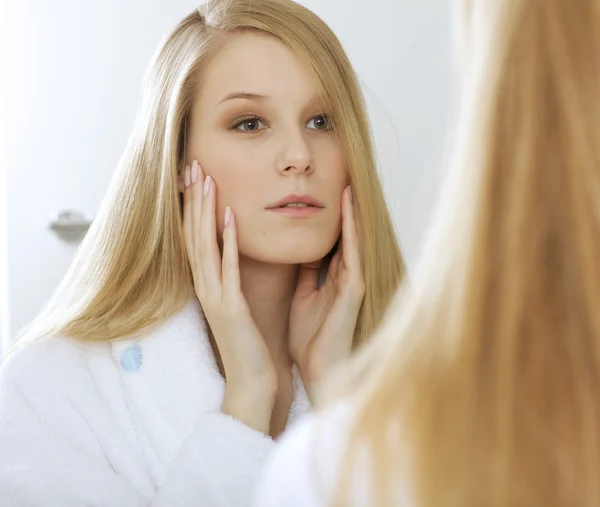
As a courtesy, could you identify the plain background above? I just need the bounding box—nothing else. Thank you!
[0,0,456,356]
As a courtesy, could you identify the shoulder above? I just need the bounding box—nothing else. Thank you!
[1,297,210,387]
[1,335,93,383]
[0,337,107,408]
[0,297,221,425]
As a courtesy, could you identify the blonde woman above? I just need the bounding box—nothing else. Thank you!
[256,0,600,506]
[0,0,404,506]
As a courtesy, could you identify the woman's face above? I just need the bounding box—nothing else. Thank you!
[186,32,348,265]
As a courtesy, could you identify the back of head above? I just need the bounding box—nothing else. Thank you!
[334,0,600,506]
[14,0,403,347]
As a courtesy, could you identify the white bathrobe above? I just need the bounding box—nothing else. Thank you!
[254,402,412,507]
[0,297,310,507]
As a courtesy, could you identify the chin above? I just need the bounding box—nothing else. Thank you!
[244,240,337,266]
[238,225,340,265]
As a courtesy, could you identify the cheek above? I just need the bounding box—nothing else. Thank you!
[313,142,347,227]
[325,148,348,236]
[319,142,349,192]
[198,148,264,221]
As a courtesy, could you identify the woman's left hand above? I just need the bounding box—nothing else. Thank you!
[289,186,365,401]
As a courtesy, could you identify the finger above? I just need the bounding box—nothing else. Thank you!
[341,186,361,274]
[183,164,193,238]
[186,162,209,296]
[189,160,205,279]
[221,206,242,301]
[183,165,196,266]
[352,189,364,263]
[199,172,223,290]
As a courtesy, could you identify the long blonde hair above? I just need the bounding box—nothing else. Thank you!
[15,0,403,347]
[333,0,600,505]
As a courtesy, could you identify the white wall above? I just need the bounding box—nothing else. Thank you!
[1,0,11,357]
[2,0,454,347]
[300,0,456,264]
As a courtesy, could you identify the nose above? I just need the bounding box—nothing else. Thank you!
[276,128,313,175]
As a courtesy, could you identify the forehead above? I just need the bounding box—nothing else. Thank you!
[197,31,325,108]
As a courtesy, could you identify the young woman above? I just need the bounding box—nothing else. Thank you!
[256,0,600,506]
[0,0,404,506]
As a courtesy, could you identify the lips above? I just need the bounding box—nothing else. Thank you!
[277,202,315,208]
[266,193,325,218]
[267,194,325,209]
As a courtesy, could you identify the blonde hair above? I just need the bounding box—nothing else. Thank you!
[15,0,403,348]
[332,0,600,506]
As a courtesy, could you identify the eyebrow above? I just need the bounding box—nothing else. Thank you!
[216,92,329,114]
[218,92,269,104]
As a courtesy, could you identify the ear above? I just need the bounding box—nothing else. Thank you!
[177,166,185,194]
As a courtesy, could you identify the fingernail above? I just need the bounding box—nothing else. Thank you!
[191,160,198,183]
[203,175,212,196]
[348,186,352,203]
[184,166,191,188]
[224,206,231,226]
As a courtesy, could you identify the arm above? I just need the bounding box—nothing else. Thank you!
[152,412,275,507]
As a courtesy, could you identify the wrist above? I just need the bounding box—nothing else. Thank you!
[297,354,349,402]
[222,384,276,434]
[227,365,278,393]
[222,387,276,415]
[296,360,324,403]
[297,356,330,388]
[225,375,277,404]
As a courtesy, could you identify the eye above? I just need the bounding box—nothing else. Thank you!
[232,116,266,132]
[307,114,332,131]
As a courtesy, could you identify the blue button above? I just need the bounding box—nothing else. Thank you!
[120,344,143,372]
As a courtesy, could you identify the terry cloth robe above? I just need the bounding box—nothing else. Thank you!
[0,297,311,507]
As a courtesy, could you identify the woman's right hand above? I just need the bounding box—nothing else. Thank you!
[183,159,277,435]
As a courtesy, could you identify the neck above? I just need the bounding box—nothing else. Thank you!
[238,256,298,370]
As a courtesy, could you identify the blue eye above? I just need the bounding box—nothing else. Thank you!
[233,117,266,132]
[307,114,331,131]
